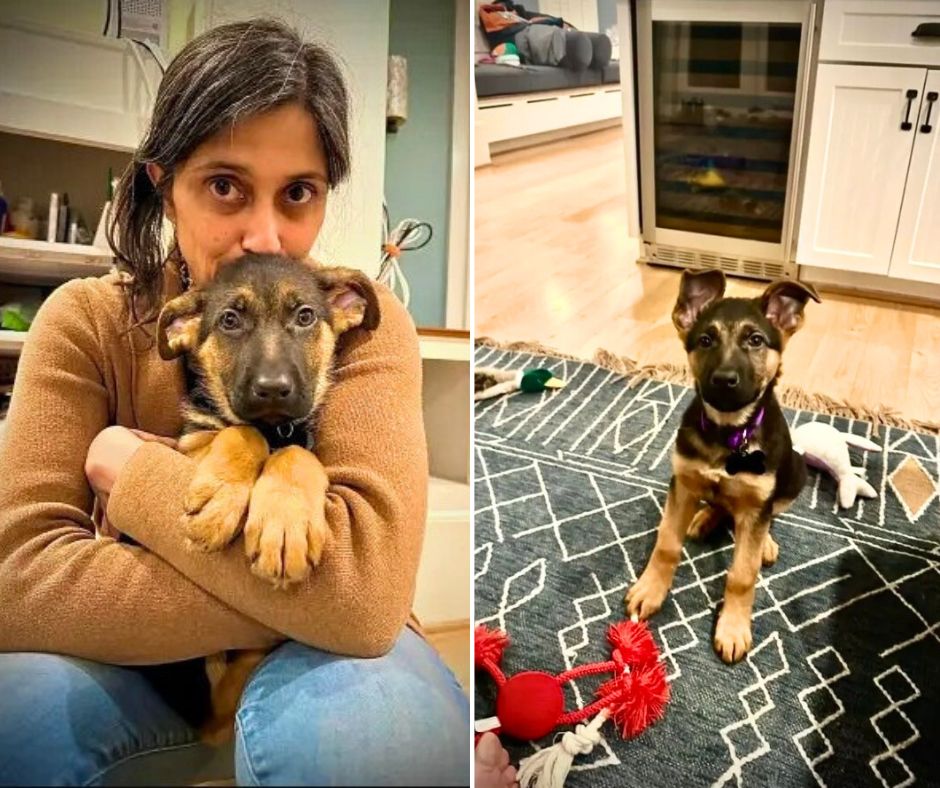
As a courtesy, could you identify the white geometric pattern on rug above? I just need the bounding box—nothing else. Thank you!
[474,346,940,788]
[869,667,921,788]
[792,647,850,786]
[714,632,789,787]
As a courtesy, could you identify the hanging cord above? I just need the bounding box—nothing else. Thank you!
[127,40,156,103]
[131,38,168,73]
[377,200,432,307]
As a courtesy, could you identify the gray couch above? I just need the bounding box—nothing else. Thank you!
[476,60,620,97]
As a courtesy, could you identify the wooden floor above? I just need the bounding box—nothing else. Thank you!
[427,624,470,692]
[475,128,940,425]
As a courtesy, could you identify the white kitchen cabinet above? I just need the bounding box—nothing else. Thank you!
[889,70,940,284]
[797,63,928,275]
[796,0,940,295]
[819,0,940,68]
[0,21,161,152]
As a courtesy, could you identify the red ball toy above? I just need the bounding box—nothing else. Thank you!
[475,619,669,741]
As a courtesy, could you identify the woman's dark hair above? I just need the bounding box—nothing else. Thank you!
[108,18,350,321]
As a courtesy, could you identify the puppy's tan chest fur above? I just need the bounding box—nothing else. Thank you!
[673,452,775,510]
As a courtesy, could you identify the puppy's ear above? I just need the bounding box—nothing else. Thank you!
[760,280,820,339]
[317,267,381,334]
[156,290,205,360]
[672,268,726,339]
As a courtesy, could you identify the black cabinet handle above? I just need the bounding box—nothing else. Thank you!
[902,89,918,131]
[921,91,938,133]
[912,23,940,38]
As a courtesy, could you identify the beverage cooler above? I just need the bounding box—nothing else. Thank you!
[636,0,817,279]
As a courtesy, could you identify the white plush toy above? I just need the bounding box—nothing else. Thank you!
[791,422,880,508]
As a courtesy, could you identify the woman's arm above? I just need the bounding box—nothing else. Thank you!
[0,280,282,664]
[107,286,429,658]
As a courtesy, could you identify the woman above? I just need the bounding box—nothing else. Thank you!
[0,19,469,786]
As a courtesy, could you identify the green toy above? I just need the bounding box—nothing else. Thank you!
[0,301,39,332]
[474,367,566,401]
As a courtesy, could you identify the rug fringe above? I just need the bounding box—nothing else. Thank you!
[477,337,940,436]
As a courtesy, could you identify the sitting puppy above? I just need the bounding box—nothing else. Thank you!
[626,269,819,664]
[156,253,380,740]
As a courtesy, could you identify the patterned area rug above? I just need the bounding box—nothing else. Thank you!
[474,344,940,788]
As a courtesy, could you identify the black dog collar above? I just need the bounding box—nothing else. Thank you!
[255,420,311,451]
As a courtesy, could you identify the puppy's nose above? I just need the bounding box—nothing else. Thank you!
[251,373,294,402]
[711,369,740,388]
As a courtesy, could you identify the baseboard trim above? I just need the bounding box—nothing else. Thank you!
[489,117,620,155]
[799,265,940,306]
[423,618,470,636]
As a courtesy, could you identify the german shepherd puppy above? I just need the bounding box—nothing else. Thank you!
[156,252,380,740]
[626,269,819,663]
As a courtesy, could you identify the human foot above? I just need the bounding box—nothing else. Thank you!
[475,733,518,788]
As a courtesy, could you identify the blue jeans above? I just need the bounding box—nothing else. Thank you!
[0,628,470,786]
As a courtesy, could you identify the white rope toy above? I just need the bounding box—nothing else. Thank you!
[518,710,609,788]
[511,614,639,788]
[377,201,432,308]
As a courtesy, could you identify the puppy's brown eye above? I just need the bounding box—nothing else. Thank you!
[748,333,766,348]
[296,306,317,328]
[219,310,241,331]
[697,334,713,348]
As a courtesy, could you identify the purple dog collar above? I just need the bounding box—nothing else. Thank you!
[700,405,765,452]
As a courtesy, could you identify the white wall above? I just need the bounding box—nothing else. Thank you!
[539,0,600,33]
[3,0,105,34]
[201,0,390,277]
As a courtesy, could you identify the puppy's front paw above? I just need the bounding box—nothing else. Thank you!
[714,610,752,663]
[183,474,253,551]
[181,427,269,552]
[244,487,315,586]
[625,567,671,620]
[244,446,330,587]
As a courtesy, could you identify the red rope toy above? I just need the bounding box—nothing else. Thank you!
[475,620,670,787]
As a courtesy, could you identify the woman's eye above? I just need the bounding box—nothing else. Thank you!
[208,177,242,203]
[296,306,317,327]
[219,309,241,331]
[697,334,713,348]
[285,182,316,205]
[748,333,766,348]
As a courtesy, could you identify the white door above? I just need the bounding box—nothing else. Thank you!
[797,64,926,275]
[890,70,940,284]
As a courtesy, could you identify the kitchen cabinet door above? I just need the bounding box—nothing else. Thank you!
[797,64,925,274]
[890,70,940,285]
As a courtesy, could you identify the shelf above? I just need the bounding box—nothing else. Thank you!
[0,330,26,356]
[0,237,113,284]
[428,476,470,521]
[418,329,471,362]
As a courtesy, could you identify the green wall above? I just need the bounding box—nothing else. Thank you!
[385,0,455,328]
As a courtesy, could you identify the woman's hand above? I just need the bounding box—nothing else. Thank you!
[85,427,178,529]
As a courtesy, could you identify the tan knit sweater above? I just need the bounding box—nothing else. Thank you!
[0,269,427,664]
